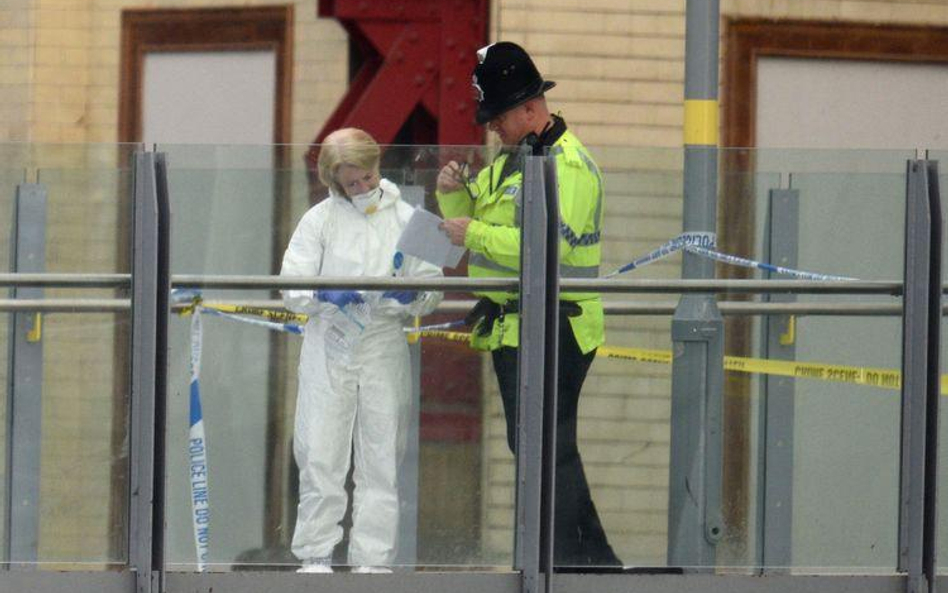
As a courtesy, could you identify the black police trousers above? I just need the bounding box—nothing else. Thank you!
[491,318,622,567]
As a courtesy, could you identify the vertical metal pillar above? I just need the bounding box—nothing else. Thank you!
[757,188,799,572]
[898,159,941,593]
[668,0,724,568]
[921,160,940,593]
[517,154,550,593]
[130,152,162,593]
[3,184,47,566]
[396,340,421,564]
[540,156,562,593]
[152,153,171,589]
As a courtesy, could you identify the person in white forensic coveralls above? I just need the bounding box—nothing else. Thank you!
[281,128,442,574]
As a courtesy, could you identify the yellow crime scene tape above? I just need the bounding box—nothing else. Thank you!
[178,301,308,323]
[177,301,945,396]
[416,330,948,396]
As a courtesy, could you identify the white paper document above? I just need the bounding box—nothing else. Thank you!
[396,207,466,269]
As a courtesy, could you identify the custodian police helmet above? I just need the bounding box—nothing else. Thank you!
[471,42,556,125]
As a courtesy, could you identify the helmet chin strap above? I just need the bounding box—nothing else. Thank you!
[518,114,566,155]
[518,118,552,147]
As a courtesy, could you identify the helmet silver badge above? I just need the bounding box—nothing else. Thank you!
[472,74,485,101]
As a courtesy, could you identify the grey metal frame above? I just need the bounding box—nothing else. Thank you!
[541,154,562,591]
[0,155,943,593]
[0,296,930,315]
[757,188,800,571]
[898,160,942,593]
[923,161,942,593]
[4,183,47,565]
[516,155,551,593]
[129,152,162,593]
[0,571,943,593]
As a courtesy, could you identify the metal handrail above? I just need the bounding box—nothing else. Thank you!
[0,273,130,288]
[170,274,519,292]
[0,298,130,312]
[171,275,904,295]
[564,278,902,295]
[0,298,911,316]
[0,273,913,295]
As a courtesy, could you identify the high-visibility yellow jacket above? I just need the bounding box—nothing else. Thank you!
[436,129,604,354]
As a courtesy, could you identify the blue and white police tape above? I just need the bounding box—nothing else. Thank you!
[606,232,717,277]
[188,310,211,571]
[684,245,857,281]
[200,307,304,335]
[405,319,466,334]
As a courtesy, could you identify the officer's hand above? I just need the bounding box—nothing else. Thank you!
[316,289,364,309]
[382,290,417,304]
[440,217,471,246]
[437,161,463,193]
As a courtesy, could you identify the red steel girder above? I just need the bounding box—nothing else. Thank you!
[437,0,482,144]
[321,0,440,22]
[313,0,486,145]
[341,23,439,143]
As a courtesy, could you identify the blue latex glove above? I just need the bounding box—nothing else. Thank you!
[382,290,417,304]
[316,290,364,309]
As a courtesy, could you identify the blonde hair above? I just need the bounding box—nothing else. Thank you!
[317,128,381,195]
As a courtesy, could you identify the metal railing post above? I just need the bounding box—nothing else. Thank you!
[129,151,168,593]
[921,160,941,593]
[3,183,47,567]
[517,154,550,593]
[758,188,799,572]
[898,159,941,593]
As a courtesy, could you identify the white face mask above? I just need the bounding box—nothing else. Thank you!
[349,187,382,214]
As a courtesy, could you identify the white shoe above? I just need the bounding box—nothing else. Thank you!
[352,566,392,574]
[297,556,333,573]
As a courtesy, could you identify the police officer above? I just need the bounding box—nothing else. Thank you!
[436,42,621,567]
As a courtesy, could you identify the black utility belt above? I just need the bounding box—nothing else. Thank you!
[465,297,582,337]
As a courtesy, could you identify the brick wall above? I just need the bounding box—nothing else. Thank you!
[0,0,32,141]
[0,0,348,565]
[4,0,348,146]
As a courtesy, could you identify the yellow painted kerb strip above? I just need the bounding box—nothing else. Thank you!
[684,99,719,146]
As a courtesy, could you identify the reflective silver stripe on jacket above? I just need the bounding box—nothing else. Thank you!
[470,253,598,278]
[559,263,600,278]
[469,252,517,275]
[549,145,603,247]
[559,221,601,247]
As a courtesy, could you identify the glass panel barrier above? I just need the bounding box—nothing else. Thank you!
[161,143,518,572]
[2,142,139,568]
[162,143,296,570]
[718,166,782,572]
[552,146,909,573]
[0,140,927,582]
[776,167,904,573]
[568,146,682,570]
[729,151,905,574]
